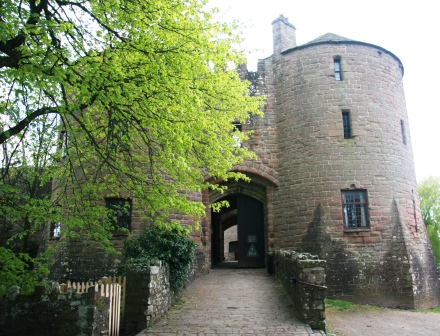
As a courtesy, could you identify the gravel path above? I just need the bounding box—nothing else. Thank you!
[326,305,440,336]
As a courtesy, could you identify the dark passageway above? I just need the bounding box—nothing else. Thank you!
[211,194,266,268]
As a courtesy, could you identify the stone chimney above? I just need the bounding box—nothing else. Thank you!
[272,15,296,54]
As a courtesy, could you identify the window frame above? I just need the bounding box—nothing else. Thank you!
[105,198,132,232]
[334,56,342,81]
[342,110,351,139]
[50,204,62,238]
[232,122,242,148]
[400,119,407,145]
[60,130,68,158]
[50,221,61,238]
[341,189,369,230]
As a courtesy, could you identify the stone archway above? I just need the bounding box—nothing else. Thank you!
[208,175,276,268]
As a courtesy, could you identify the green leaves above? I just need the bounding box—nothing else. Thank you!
[1,0,263,258]
[123,225,197,293]
[419,176,440,227]
[0,247,54,296]
[419,176,440,266]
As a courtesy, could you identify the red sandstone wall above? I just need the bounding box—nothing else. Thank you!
[265,41,439,308]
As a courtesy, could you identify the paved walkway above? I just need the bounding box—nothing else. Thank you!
[137,264,321,335]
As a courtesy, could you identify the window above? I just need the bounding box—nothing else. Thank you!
[400,120,407,145]
[232,122,242,148]
[105,198,132,231]
[50,222,61,238]
[342,190,369,229]
[342,111,351,139]
[50,204,62,238]
[233,123,242,132]
[60,130,68,158]
[334,57,342,81]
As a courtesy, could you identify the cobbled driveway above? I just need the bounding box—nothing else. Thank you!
[137,266,321,335]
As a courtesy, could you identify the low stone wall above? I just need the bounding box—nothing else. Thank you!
[123,251,207,335]
[123,262,171,335]
[1,251,206,336]
[0,286,109,336]
[273,249,327,331]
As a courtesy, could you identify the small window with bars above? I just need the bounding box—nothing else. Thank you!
[334,56,342,81]
[400,120,407,145]
[342,190,369,229]
[342,111,351,139]
[105,198,132,231]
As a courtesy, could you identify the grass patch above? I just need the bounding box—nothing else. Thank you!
[326,299,383,314]
[172,296,186,307]
[410,305,440,313]
[326,299,355,311]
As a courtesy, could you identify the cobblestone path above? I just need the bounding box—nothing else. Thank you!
[137,266,319,335]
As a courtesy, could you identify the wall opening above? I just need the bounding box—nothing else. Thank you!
[211,193,266,268]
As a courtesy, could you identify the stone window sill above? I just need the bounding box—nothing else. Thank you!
[344,228,371,233]
[111,232,129,237]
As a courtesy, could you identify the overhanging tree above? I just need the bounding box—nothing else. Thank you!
[0,110,58,295]
[419,176,440,266]
[0,0,263,255]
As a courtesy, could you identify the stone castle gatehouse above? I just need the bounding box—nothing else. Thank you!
[49,15,440,309]
[208,15,439,308]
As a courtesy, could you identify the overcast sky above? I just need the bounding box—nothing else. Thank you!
[209,0,438,182]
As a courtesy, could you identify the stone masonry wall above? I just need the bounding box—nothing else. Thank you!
[273,249,326,331]
[123,257,206,335]
[47,189,207,283]
[123,263,171,335]
[187,248,207,283]
[48,237,124,282]
[262,36,440,308]
[0,286,110,336]
[223,225,237,261]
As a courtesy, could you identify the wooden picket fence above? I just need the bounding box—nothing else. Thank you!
[60,276,126,336]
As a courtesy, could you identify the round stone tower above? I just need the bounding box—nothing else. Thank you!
[251,15,439,308]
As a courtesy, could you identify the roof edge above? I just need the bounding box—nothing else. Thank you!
[281,40,404,76]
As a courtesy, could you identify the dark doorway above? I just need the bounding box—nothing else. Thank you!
[211,194,265,268]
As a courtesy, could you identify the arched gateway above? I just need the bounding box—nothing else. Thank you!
[207,172,278,268]
[211,193,265,267]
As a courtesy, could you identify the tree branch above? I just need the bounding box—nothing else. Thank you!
[0,0,48,56]
[0,107,59,145]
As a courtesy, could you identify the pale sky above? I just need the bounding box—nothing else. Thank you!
[209,0,439,182]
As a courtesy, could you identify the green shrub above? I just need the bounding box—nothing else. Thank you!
[427,224,440,267]
[123,224,196,293]
[0,247,53,296]
[419,176,440,266]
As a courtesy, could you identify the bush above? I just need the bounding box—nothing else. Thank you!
[123,225,196,293]
[427,225,440,267]
[0,247,53,296]
[419,176,440,266]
